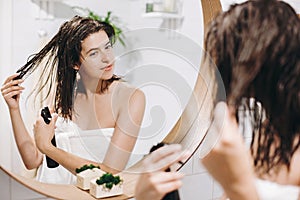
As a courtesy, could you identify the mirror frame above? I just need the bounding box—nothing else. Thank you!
[0,0,222,199]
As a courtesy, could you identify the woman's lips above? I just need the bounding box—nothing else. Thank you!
[105,65,113,71]
[101,65,113,71]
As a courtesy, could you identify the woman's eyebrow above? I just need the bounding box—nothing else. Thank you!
[85,41,111,54]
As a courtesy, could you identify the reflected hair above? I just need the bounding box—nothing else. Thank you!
[16,16,118,120]
[205,0,300,174]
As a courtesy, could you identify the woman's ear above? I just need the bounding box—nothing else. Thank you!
[73,65,80,71]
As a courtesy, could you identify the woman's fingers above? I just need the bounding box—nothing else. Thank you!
[2,73,23,86]
[2,90,23,99]
[33,113,58,153]
[135,145,187,200]
[149,171,184,184]
[149,144,182,163]
[1,85,24,101]
[1,74,24,98]
[2,73,19,84]
[157,179,183,194]
[50,113,58,126]
[136,171,183,200]
[1,85,24,94]
[143,144,190,172]
[151,172,183,194]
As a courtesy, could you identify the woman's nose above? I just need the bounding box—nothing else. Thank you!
[101,52,110,63]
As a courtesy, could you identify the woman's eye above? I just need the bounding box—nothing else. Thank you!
[105,44,112,50]
[89,51,98,57]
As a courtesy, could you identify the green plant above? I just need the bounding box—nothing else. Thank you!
[96,173,123,190]
[75,164,100,173]
[73,7,126,46]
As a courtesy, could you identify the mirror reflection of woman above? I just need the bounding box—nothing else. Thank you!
[135,0,300,199]
[201,0,300,199]
[1,16,145,184]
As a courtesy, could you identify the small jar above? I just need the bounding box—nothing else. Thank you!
[164,0,176,13]
[146,0,154,12]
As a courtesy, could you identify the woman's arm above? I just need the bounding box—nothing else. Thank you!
[33,113,108,175]
[103,88,146,173]
[1,74,43,169]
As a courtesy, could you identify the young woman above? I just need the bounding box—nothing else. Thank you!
[1,16,145,184]
[202,0,300,199]
[135,0,300,199]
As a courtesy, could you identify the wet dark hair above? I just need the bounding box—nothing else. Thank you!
[205,0,300,175]
[16,16,120,120]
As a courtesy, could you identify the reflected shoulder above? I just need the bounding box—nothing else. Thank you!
[116,82,146,113]
[115,81,145,101]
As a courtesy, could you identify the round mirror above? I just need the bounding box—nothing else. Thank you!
[0,0,221,199]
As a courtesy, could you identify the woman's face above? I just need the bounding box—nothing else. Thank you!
[79,30,115,80]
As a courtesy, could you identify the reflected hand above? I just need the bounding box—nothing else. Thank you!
[201,102,258,200]
[33,112,58,154]
[1,74,24,110]
[135,144,189,200]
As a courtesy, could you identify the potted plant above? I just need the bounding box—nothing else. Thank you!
[76,164,104,190]
[90,173,123,198]
[73,7,126,46]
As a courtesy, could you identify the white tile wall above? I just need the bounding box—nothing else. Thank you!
[179,172,213,200]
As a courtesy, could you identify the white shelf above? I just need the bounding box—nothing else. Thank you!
[142,12,183,19]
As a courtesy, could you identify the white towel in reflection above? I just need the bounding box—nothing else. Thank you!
[256,179,300,200]
[36,117,144,184]
[36,117,113,184]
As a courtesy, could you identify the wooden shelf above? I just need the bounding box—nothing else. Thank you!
[0,165,138,200]
[142,12,183,19]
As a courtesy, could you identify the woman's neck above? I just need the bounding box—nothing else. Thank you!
[77,76,115,97]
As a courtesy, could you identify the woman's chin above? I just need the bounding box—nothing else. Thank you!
[101,72,114,80]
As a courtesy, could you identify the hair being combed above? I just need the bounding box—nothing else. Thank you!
[205,0,300,175]
[17,16,117,120]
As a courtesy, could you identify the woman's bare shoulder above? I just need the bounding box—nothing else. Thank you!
[115,81,145,98]
[290,148,300,186]
[114,81,145,111]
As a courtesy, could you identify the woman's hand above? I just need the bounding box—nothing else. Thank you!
[135,144,189,200]
[33,112,58,154]
[1,74,24,110]
[201,102,258,200]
